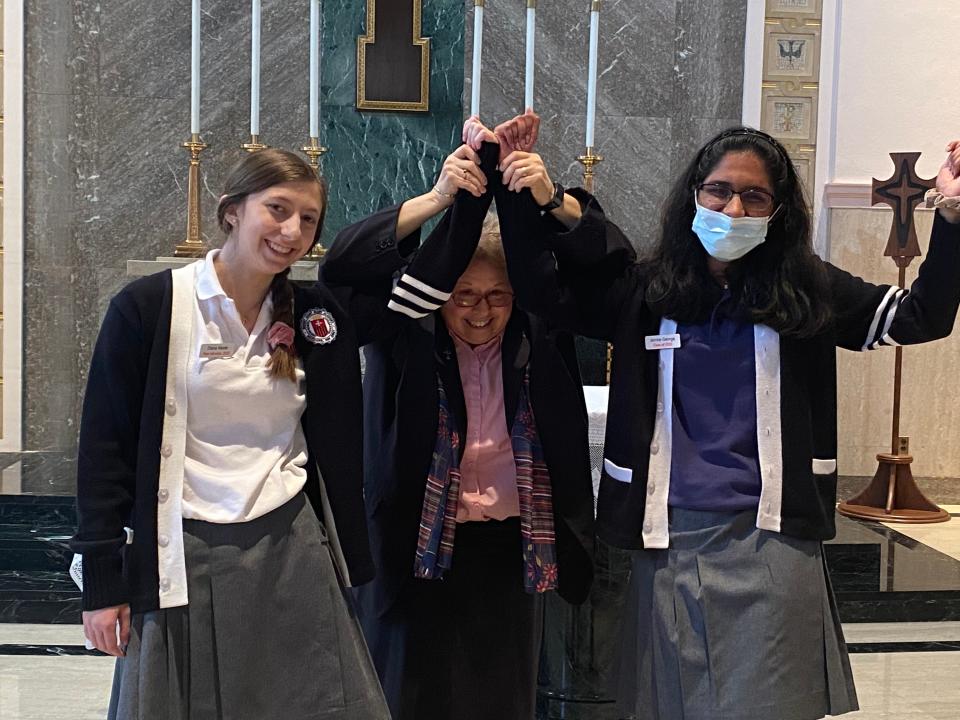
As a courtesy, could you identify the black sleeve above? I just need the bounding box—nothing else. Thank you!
[321,202,421,289]
[70,292,146,610]
[830,211,960,351]
[320,203,421,346]
[321,141,500,337]
[384,141,499,319]
[493,181,639,341]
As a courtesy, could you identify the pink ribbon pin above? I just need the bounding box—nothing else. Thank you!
[267,321,296,351]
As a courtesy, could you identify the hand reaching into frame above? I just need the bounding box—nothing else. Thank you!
[936,140,960,198]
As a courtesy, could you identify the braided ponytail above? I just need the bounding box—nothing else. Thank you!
[266,268,297,382]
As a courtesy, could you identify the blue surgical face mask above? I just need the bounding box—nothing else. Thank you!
[691,195,773,262]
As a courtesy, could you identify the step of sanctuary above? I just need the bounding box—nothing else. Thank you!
[0,495,79,624]
[825,513,960,622]
[0,469,958,625]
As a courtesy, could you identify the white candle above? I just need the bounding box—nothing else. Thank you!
[191,0,201,135]
[585,1,601,148]
[309,0,320,137]
[250,0,261,136]
[525,1,536,110]
[471,1,485,117]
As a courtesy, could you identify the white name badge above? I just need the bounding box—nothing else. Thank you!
[644,333,681,350]
[199,343,237,359]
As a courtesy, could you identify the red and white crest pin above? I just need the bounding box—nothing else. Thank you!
[300,308,338,345]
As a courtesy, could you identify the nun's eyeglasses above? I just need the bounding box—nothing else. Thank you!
[451,289,515,307]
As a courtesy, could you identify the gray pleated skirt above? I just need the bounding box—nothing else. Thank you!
[616,508,858,720]
[108,493,389,720]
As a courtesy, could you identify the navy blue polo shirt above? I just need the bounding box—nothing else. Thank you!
[668,292,762,511]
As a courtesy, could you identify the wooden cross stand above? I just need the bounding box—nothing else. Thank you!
[837,152,949,523]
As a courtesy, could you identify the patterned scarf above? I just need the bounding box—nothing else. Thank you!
[413,367,558,593]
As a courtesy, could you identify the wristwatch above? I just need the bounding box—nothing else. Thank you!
[539,181,565,212]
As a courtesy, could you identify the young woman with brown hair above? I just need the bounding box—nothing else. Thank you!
[72,148,390,719]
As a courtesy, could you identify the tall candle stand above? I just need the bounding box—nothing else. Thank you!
[241,134,268,153]
[577,148,610,383]
[175,134,209,258]
[302,136,329,259]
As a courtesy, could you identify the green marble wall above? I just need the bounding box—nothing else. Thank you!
[320,0,465,242]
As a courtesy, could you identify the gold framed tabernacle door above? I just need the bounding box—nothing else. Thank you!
[357,0,430,112]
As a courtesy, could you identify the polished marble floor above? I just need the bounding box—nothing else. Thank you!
[0,625,958,719]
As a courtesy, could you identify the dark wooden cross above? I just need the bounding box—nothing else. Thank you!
[838,152,947,524]
[871,152,935,268]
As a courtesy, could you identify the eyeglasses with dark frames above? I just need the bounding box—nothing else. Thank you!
[450,289,515,308]
[696,183,776,216]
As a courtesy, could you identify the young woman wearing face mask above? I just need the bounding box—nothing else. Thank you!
[71,148,390,719]
[493,121,960,719]
[319,132,597,720]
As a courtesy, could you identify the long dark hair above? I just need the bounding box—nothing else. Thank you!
[217,148,328,381]
[643,126,830,337]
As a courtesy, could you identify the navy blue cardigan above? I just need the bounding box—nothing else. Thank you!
[70,269,393,612]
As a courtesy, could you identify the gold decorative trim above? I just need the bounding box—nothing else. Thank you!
[357,0,430,112]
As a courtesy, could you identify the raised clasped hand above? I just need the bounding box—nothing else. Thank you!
[500,150,554,207]
[494,108,540,166]
[434,143,488,203]
[462,115,498,152]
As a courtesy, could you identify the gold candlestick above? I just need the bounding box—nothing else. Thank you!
[301,136,329,258]
[577,147,603,194]
[577,147,609,381]
[241,134,268,153]
[302,136,328,171]
[175,134,209,258]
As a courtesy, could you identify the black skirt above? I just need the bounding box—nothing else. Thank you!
[356,516,543,720]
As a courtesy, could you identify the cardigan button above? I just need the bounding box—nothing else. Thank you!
[159,577,171,592]
[647,482,656,496]
[157,534,169,548]
[160,444,173,458]
[643,522,652,534]
[158,489,169,503]
[656,402,664,413]
[650,443,659,455]
[765,427,772,436]
[165,399,177,416]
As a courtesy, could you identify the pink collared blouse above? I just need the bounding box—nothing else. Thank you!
[451,334,520,522]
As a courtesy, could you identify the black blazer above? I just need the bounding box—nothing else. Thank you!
[321,149,595,617]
